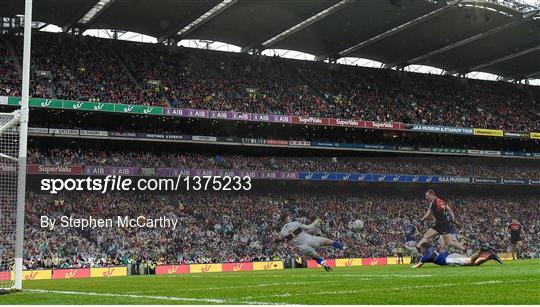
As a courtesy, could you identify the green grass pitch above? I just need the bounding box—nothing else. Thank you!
[2,260,539,304]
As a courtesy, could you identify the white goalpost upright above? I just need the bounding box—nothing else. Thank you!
[13,0,33,291]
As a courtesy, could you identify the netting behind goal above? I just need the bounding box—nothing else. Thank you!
[0,111,20,290]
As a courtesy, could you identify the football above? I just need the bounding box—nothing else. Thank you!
[352,219,364,230]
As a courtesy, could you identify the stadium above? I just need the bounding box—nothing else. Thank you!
[0,0,539,304]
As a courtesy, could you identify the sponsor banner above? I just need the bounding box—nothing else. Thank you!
[299,172,335,180]
[216,136,240,143]
[242,138,266,145]
[49,128,79,136]
[504,131,529,138]
[90,266,127,278]
[335,258,362,267]
[398,146,414,151]
[411,124,473,135]
[179,108,208,118]
[155,265,190,275]
[432,148,467,154]
[0,95,8,105]
[270,115,291,123]
[499,252,514,260]
[472,178,500,184]
[362,257,388,266]
[30,98,63,108]
[266,139,288,145]
[29,127,49,134]
[166,134,191,140]
[467,149,501,156]
[365,121,403,130]
[529,179,540,185]
[252,261,284,271]
[531,132,540,139]
[63,101,114,112]
[192,135,217,142]
[501,178,528,185]
[84,166,140,176]
[209,110,231,120]
[259,171,284,180]
[231,112,252,121]
[289,140,310,147]
[0,271,10,281]
[0,164,17,172]
[109,132,137,138]
[190,263,223,273]
[140,133,165,139]
[80,130,109,137]
[52,268,90,279]
[473,128,503,137]
[140,167,156,176]
[7,96,21,105]
[328,118,364,128]
[386,257,412,264]
[307,259,336,268]
[438,176,471,184]
[222,262,254,272]
[27,164,83,175]
[311,141,338,148]
[292,116,328,125]
[114,104,162,115]
[24,269,52,280]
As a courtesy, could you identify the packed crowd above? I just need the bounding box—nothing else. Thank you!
[2,32,539,131]
[27,147,540,179]
[20,190,539,269]
[0,46,20,97]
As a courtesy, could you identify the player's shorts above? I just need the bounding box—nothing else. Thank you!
[511,236,521,245]
[432,222,452,235]
[444,253,468,266]
[295,235,327,257]
[405,240,417,251]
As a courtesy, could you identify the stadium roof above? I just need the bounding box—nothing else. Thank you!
[1,0,539,79]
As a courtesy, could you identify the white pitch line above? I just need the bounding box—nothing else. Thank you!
[240,279,534,300]
[26,289,278,305]
[162,272,434,279]
[126,280,335,294]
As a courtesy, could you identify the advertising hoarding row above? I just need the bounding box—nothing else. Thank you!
[20,164,540,186]
[3,96,538,140]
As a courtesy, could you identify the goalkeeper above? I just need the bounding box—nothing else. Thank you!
[275,213,345,272]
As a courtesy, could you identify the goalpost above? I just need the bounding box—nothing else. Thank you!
[0,0,32,291]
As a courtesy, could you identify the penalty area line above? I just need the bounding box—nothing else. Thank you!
[26,289,280,305]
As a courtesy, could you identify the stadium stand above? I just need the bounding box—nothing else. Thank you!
[1,32,539,131]
[27,147,540,179]
[21,190,539,269]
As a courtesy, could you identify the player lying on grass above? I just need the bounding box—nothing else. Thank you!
[276,213,345,272]
[411,241,503,268]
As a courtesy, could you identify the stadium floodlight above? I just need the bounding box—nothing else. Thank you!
[0,0,32,292]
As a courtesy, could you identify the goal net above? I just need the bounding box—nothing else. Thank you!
[0,111,21,290]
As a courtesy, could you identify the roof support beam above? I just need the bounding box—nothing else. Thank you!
[330,0,462,60]
[450,45,540,74]
[402,15,534,67]
[63,0,116,32]
[241,0,353,53]
[157,0,238,44]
